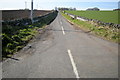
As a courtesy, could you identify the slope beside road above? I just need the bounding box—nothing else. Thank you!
[2,12,118,78]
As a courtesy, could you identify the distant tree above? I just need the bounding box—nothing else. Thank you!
[55,7,57,11]
[73,8,76,11]
[58,7,77,11]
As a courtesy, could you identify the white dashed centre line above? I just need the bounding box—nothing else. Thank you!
[61,26,65,35]
[67,49,80,79]
[60,21,62,24]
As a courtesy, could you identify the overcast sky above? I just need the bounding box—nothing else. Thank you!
[0,0,119,10]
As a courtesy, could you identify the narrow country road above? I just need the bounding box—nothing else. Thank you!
[2,12,118,78]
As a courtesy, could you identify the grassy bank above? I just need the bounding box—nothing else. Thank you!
[61,12,119,43]
[2,11,58,59]
[65,10,119,24]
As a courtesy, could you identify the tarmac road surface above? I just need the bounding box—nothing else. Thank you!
[2,12,118,78]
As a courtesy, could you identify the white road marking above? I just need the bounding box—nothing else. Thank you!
[60,21,62,24]
[61,26,65,35]
[67,49,80,79]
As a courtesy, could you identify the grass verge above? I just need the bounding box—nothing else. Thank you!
[61,12,119,43]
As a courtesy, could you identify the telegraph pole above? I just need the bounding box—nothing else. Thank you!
[31,0,33,24]
[25,1,27,9]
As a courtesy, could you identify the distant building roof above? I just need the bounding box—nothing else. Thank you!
[113,9,120,11]
[86,7,100,11]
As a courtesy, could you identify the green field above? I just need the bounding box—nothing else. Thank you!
[61,12,119,43]
[65,10,119,24]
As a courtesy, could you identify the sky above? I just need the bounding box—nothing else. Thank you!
[0,0,119,10]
